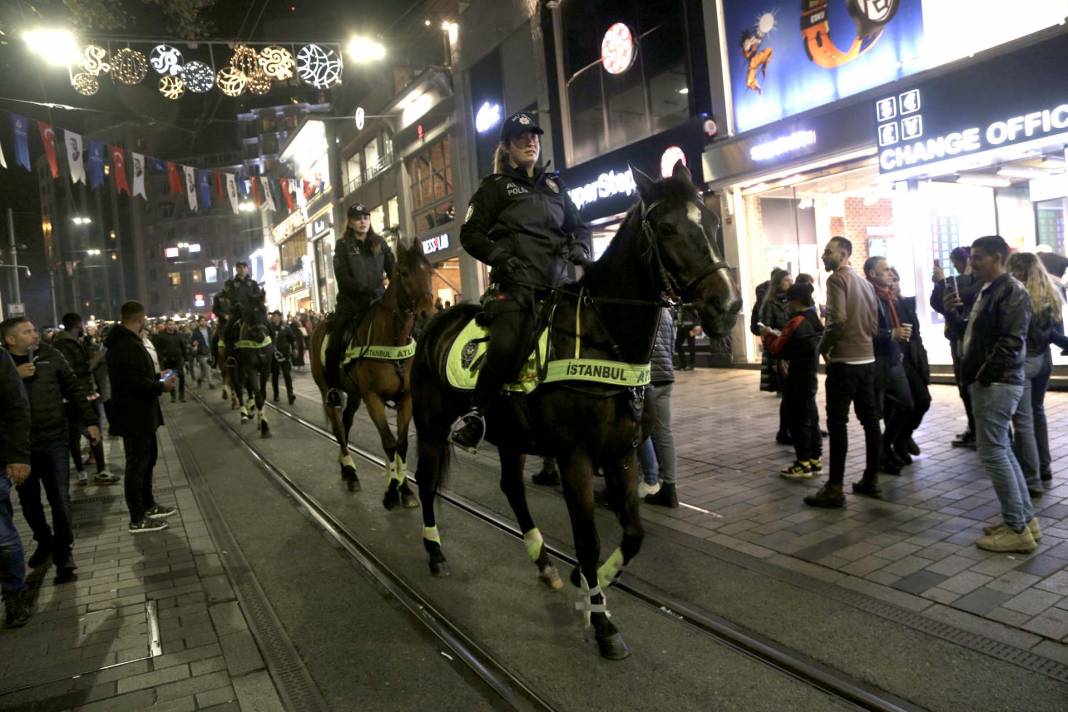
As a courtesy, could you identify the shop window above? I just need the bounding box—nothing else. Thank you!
[408,136,454,234]
[370,205,386,233]
[259,115,275,133]
[387,196,399,228]
[280,237,306,272]
[1037,199,1066,254]
[168,272,181,287]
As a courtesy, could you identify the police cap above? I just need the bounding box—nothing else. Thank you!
[500,111,544,144]
[347,203,371,219]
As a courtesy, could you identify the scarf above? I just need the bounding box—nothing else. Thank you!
[874,285,901,328]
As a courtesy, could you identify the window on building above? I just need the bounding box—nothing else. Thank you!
[259,114,275,133]
[382,132,394,164]
[370,205,386,233]
[346,153,363,193]
[560,0,691,165]
[364,139,380,181]
[387,196,399,228]
[168,272,181,287]
[408,135,454,235]
[205,266,218,283]
[192,270,201,283]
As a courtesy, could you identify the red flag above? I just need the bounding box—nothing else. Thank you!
[37,121,59,178]
[280,178,294,211]
[213,171,224,200]
[166,162,183,194]
[250,178,261,207]
[109,145,129,195]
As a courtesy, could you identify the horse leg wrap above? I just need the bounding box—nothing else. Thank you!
[240,406,249,418]
[574,573,608,629]
[339,454,356,469]
[523,527,544,563]
[597,547,625,591]
[423,525,441,545]
[392,453,406,484]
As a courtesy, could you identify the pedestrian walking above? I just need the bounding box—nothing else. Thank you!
[945,236,1038,553]
[806,237,881,508]
[644,308,679,508]
[763,282,824,479]
[269,311,297,404]
[153,319,187,402]
[105,302,179,534]
[0,349,32,628]
[190,316,215,389]
[888,268,931,463]
[2,318,100,583]
[931,247,982,447]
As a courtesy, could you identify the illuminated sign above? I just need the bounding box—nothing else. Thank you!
[601,23,636,75]
[205,266,217,283]
[749,130,817,161]
[164,246,179,258]
[194,293,205,307]
[659,146,687,178]
[568,169,636,211]
[475,101,501,133]
[272,207,308,245]
[421,233,450,255]
[187,243,201,253]
[354,106,365,130]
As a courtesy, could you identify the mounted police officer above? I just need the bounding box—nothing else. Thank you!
[450,111,592,451]
[222,261,264,364]
[324,203,396,406]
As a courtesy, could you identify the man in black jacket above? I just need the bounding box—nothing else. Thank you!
[2,318,99,583]
[931,247,982,446]
[53,312,114,485]
[0,349,32,627]
[105,302,178,534]
[945,236,1037,554]
[153,319,187,403]
[269,311,297,404]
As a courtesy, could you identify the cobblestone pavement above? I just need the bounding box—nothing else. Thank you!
[0,426,285,712]
[640,367,1068,660]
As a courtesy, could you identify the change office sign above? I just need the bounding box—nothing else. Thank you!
[875,30,1068,177]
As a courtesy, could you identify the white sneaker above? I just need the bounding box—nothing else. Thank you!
[76,471,89,486]
[93,470,120,484]
[638,481,661,498]
[982,518,1041,541]
[976,525,1038,554]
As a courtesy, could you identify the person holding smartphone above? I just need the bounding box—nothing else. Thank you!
[931,247,982,447]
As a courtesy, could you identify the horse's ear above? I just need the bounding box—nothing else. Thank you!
[629,163,657,203]
[671,159,692,184]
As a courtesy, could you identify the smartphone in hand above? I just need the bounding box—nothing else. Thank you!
[159,369,176,383]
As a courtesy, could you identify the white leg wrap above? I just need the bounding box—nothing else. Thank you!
[574,573,609,628]
[392,453,406,484]
[423,525,441,545]
[523,528,544,563]
[339,454,356,469]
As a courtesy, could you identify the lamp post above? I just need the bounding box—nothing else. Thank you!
[6,208,21,315]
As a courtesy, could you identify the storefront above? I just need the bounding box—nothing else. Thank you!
[307,211,336,311]
[704,14,1068,366]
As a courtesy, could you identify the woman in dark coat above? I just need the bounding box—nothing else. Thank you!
[758,268,792,443]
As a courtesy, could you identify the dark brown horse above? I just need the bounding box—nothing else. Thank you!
[411,162,742,660]
[310,240,436,505]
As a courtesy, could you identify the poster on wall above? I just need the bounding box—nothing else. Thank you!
[724,0,926,134]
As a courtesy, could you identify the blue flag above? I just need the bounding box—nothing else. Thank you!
[11,114,30,170]
[87,141,106,189]
[197,170,212,209]
[148,156,164,173]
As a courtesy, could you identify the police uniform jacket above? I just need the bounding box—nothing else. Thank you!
[460,163,591,291]
[270,323,298,358]
[333,231,395,312]
[227,275,263,315]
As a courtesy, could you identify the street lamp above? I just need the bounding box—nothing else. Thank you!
[23,28,79,67]
[71,216,92,225]
[347,35,386,63]
[239,202,256,213]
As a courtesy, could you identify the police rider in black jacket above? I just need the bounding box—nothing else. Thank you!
[450,111,592,451]
[222,261,264,362]
[324,203,396,405]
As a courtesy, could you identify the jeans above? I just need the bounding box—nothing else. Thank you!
[638,438,658,485]
[971,382,1034,530]
[0,475,27,596]
[825,362,881,485]
[1013,355,1043,488]
[122,434,159,523]
[1030,349,1053,479]
[950,340,975,433]
[877,359,914,456]
[16,439,74,566]
[194,354,214,386]
[648,382,677,484]
[163,360,185,400]
[784,389,820,462]
[67,401,105,474]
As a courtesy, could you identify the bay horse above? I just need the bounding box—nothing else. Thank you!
[233,303,273,438]
[309,239,436,504]
[411,162,741,659]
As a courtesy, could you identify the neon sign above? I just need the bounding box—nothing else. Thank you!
[421,233,450,255]
[749,130,817,161]
[567,169,636,211]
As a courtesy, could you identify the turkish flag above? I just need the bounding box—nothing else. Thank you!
[250,178,261,207]
[213,171,224,201]
[166,162,183,194]
[37,121,59,178]
[279,178,294,211]
[109,145,129,195]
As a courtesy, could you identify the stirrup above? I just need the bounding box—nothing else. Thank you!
[449,409,485,453]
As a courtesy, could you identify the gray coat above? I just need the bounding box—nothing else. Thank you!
[650,308,676,385]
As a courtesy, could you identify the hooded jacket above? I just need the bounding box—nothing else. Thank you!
[105,324,165,437]
[8,344,97,444]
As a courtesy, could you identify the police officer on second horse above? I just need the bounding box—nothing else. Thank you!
[223,261,263,363]
[324,203,396,406]
[450,111,592,451]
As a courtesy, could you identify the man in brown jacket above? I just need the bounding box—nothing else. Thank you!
[805,237,882,507]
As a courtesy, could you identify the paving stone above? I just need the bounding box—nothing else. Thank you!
[985,606,1032,627]
[1014,554,1068,578]
[114,661,190,694]
[153,669,231,702]
[218,629,266,677]
[951,587,1015,616]
[881,555,931,578]
[892,570,949,595]
[71,688,155,712]
[1003,588,1063,616]
[1035,570,1068,596]
[1032,640,1068,665]
[232,670,285,712]
[925,554,976,577]
[840,555,890,577]
[986,571,1043,596]
[938,570,993,595]
[1021,607,1068,640]
[922,604,1043,650]
[196,684,237,708]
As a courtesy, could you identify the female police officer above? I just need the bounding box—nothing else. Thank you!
[450,111,592,451]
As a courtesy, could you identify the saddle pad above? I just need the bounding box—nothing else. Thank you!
[321,333,417,368]
[445,317,548,393]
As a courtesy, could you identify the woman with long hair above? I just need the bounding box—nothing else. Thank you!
[1007,252,1068,494]
[759,268,793,443]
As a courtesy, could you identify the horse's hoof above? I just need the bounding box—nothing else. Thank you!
[260,424,271,438]
[538,564,563,590]
[346,477,361,492]
[429,560,450,577]
[401,490,420,509]
[596,631,631,661]
[341,465,357,481]
[382,486,400,511]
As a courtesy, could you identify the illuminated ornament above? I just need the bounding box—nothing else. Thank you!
[111,48,149,85]
[150,44,183,76]
[601,23,637,74]
[258,45,295,80]
[229,44,260,77]
[246,71,272,96]
[71,72,99,96]
[216,66,247,96]
[296,44,342,89]
[181,61,214,93]
[159,75,186,100]
[80,45,110,76]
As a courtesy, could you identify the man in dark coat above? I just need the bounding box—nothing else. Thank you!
[0,349,32,627]
[105,301,178,534]
[269,311,297,404]
[2,317,99,583]
[53,312,113,485]
[153,319,187,403]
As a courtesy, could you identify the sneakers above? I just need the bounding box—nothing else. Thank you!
[638,480,661,497]
[28,543,53,568]
[976,525,1038,554]
[145,504,177,519]
[804,484,845,508]
[907,438,920,456]
[644,482,678,508]
[983,518,1041,542]
[851,479,882,499]
[952,430,976,448]
[54,562,78,584]
[808,459,823,472]
[449,409,486,453]
[879,458,902,476]
[3,591,31,628]
[93,470,120,484]
[288,393,297,405]
[129,519,169,534]
[780,461,814,480]
[76,471,89,486]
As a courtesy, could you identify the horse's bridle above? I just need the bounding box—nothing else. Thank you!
[639,198,732,304]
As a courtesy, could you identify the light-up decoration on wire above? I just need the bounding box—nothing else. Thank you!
[181,61,214,93]
[159,75,186,100]
[296,44,343,89]
[111,48,149,85]
[71,72,99,96]
[246,71,271,96]
[259,45,295,80]
[601,23,637,74]
[216,66,247,96]
[230,44,260,77]
[354,106,365,130]
[150,44,183,76]
[80,45,110,76]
